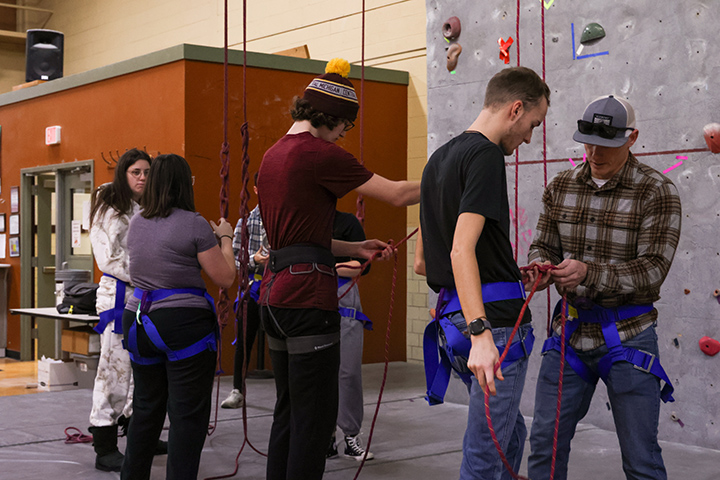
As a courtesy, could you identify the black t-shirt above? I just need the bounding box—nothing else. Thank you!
[420,131,530,327]
[333,211,370,276]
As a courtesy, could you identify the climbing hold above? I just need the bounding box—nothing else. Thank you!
[498,36,514,64]
[713,289,720,297]
[684,289,691,295]
[580,23,606,45]
[703,123,720,153]
[670,412,685,427]
[443,16,461,41]
[446,43,462,72]
[672,338,680,348]
[699,336,720,356]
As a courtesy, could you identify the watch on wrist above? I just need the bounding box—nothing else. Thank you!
[467,317,492,336]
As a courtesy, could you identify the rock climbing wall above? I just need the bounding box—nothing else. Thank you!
[426,0,720,449]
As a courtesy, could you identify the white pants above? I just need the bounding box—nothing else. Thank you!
[89,322,133,426]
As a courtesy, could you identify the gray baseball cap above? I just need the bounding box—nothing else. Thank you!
[573,95,636,147]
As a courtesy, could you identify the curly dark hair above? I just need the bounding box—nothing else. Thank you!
[290,97,344,130]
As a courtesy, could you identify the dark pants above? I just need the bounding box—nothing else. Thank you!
[261,306,341,480]
[232,296,262,389]
[121,308,217,480]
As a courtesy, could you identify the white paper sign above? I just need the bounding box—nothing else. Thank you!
[0,234,5,259]
[82,200,91,230]
[71,220,82,248]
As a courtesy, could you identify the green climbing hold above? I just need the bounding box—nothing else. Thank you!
[580,23,606,45]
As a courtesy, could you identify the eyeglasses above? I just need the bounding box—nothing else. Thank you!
[343,120,355,132]
[577,120,634,139]
[128,169,150,178]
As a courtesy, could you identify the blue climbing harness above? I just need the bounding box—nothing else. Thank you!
[93,274,126,335]
[337,277,373,331]
[423,281,533,405]
[542,300,675,403]
[232,272,263,346]
[125,287,218,366]
[234,272,263,311]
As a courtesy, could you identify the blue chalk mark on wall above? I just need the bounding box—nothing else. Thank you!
[571,23,609,60]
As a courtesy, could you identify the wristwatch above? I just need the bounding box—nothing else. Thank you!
[467,317,492,336]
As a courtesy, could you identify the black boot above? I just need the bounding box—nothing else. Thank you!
[88,425,124,472]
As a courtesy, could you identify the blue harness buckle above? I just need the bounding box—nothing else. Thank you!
[632,349,655,374]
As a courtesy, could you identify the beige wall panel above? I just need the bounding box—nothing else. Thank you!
[0,44,26,93]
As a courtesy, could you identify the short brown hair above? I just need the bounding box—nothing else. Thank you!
[483,66,550,110]
[290,96,344,130]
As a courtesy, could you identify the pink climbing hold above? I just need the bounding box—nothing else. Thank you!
[699,336,720,356]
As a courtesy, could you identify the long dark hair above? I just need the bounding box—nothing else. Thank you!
[140,153,195,219]
[89,148,151,227]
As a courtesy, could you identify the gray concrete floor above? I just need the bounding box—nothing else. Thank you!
[1,362,719,479]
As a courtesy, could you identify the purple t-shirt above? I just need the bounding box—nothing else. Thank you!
[125,209,218,312]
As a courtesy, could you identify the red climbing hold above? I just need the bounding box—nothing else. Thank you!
[699,336,720,356]
[498,37,514,64]
[703,123,720,154]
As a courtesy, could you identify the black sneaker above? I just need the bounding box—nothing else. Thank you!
[343,434,374,461]
[326,436,338,459]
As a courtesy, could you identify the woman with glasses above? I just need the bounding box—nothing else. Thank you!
[120,153,235,480]
[88,148,165,472]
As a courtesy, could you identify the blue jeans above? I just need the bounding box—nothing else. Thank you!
[445,313,532,480]
[528,324,666,480]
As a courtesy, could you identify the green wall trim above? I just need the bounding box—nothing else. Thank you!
[0,44,409,108]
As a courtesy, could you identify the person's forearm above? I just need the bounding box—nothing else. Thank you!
[451,246,486,324]
[221,238,236,271]
[336,260,362,278]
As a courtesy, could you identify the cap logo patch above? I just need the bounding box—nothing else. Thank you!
[306,79,358,103]
[592,113,613,125]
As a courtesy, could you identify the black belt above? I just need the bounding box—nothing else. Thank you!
[268,244,336,273]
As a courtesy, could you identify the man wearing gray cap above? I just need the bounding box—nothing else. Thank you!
[525,95,682,479]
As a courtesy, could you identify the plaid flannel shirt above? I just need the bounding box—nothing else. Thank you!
[233,205,267,284]
[528,153,682,350]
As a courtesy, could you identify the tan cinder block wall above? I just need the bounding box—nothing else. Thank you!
[0,44,25,94]
[6,0,430,362]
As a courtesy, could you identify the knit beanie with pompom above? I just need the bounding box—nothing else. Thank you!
[302,58,359,121]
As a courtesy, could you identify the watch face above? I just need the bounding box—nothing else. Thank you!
[468,319,486,335]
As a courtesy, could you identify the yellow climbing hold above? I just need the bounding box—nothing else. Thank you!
[325,58,351,78]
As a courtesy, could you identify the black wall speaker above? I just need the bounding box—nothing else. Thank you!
[25,29,64,82]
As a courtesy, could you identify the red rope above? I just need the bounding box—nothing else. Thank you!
[352,228,418,479]
[205,1,264,473]
[338,228,418,302]
[64,427,93,444]
[512,0,520,262]
[550,296,568,480]
[540,0,553,342]
[482,264,566,480]
[356,0,367,226]
[208,0,233,438]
